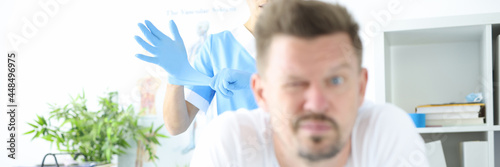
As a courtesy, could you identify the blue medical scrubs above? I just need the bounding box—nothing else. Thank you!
[184,25,258,116]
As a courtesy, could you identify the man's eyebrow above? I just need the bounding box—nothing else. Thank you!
[328,63,351,73]
[283,75,304,81]
[282,63,351,81]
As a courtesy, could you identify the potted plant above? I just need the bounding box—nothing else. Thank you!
[24,91,168,166]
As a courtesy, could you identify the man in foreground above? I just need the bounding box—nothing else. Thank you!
[190,0,428,166]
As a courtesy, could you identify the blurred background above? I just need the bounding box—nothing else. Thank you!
[2,0,500,166]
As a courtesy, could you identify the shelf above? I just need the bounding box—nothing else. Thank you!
[382,25,491,114]
[492,126,500,131]
[417,126,490,134]
[385,12,500,32]
[376,13,500,166]
[416,125,500,134]
[387,25,483,46]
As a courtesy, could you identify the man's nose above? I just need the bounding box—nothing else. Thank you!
[303,83,328,113]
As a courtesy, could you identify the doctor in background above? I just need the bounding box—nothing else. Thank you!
[134,0,268,139]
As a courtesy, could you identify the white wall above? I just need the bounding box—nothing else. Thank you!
[2,0,500,166]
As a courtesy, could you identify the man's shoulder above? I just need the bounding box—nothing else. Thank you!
[357,101,413,127]
[190,108,272,166]
[353,100,420,146]
[351,101,428,166]
[210,108,269,132]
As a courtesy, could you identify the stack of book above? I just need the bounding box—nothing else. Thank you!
[415,103,485,127]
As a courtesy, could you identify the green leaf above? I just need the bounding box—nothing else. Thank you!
[154,124,164,134]
[48,114,56,120]
[55,135,64,143]
[28,123,38,129]
[106,148,111,163]
[121,140,131,148]
[149,123,154,133]
[35,116,43,126]
[59,119,70,128]
[107,128,111,139]
[32,131,41,140]
[56,142,61,151]
[151,137,160,145]
[40,116,47,125]
[117,149,126,155]
[36,115,47,126]
[156,134,168,138]
[42,135,54,142]
[50,108,61,114]
[24,130,35,135]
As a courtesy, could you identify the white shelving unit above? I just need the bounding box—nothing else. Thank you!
[416,126,500,134]
[374,13,500,167]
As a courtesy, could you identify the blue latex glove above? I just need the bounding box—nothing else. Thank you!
[135,20,211,86]
[210,68,253,98]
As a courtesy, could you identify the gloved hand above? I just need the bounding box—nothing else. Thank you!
[210,68,253,98]
[135,20,211,86]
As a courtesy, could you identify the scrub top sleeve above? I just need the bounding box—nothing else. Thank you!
[184,34,216,112]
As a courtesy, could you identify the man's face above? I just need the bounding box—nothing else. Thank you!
[252,32,367,162]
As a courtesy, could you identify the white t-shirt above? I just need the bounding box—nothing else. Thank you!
[190,101,429,167]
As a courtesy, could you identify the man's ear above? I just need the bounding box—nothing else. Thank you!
[358,68,368,107]
[251,73,268,111]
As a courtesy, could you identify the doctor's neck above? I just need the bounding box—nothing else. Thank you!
[244,16,257,36]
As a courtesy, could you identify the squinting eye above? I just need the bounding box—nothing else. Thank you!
[331,77,344,85]
[289,82,305,87]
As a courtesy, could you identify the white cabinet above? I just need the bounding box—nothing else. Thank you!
[374,13,500,167]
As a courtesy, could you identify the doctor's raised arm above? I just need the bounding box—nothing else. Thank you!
[134,0,269,136]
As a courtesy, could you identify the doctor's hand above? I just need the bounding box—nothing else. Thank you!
[210,68,252,98]
[135,20,211,86]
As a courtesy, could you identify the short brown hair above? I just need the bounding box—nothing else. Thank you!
[255,0,362,73]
